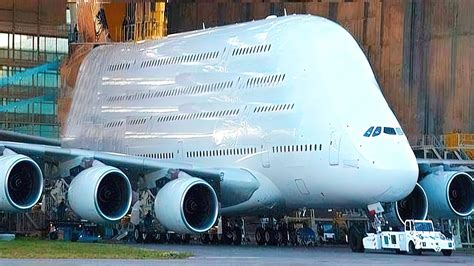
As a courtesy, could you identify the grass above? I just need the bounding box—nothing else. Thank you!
[0,237,191,259]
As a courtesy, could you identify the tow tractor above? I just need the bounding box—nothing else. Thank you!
[363,219,455,256]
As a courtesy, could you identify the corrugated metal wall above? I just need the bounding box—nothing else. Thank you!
[167,0,474,143]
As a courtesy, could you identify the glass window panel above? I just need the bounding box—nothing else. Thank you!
[383,127,396,135]
[57,38,68,53]
[20,35,33,51]
[39,37,46,52]
[363,126,374,137]
[0,33,8,48]
[395,128,404,135]
[372,127,382,137]
[13,35,21,50]
[45,37,56,52]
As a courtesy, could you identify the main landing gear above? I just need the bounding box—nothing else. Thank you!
[200,218,244,245]
[255,222,291,246]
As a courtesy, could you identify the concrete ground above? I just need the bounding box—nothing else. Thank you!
[0,244,472,265]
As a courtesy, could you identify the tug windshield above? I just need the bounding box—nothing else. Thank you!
[414,222,434,232]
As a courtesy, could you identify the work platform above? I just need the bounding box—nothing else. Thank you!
[412,133,474,160]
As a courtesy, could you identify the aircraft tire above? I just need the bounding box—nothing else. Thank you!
[255,227,265,246]
[180,234,191,244]
[201,234,211,245]
[134,228,144,243]
[232,227,242,245]
[264,228,277,246]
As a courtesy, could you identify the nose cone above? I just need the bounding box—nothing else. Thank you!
[371,143,419,202]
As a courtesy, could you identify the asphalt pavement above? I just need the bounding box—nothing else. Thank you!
[0,243,472,265]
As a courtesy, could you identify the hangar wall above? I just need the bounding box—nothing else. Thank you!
[167,0,474,144]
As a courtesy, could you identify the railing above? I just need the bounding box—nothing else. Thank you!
[0,48,66,63]
[444,133,474,148]
[411,135,445,150]
[112,21,166,43]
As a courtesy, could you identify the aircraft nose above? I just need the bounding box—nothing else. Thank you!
[371,144,419,202]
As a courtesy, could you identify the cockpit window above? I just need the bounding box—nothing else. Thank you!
[363,126,374,137]
[383,127,396,135]
[395,127,404,135]
[372,127,381,137]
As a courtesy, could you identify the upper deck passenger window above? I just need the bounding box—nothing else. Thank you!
[363,126,374,137]
[395,127,404,135]
[372,127,381,137]
[383,127,396,135]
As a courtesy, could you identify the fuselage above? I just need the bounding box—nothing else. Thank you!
[64,15,418,212]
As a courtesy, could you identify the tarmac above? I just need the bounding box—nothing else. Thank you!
[0,243,472,265]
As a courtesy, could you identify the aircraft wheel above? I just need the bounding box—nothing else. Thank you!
[144,232,154,243]
[264,228,277,246]
[134,228,143,243]
[201,234,211,245]
[221,225,233,245]
[180,234,191,244]
[276,228,288,246]
[232,227,242,245]
[348,226,364,253]
[154,233,165,243]
[255,227,265,246]
[165,233,173,244]
[209,233,219,244]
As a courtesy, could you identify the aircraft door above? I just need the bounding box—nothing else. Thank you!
[261,141,271,168]
[177,140,184,161]
[329,129,341,166]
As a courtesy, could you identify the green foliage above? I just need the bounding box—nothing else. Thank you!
[0,237,190,259]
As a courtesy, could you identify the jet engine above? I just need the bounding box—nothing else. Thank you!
[154,173,218,234]
[0,154,43,212]
[384,183,428,228]
[419,171,473,218]
[68,165,132,223]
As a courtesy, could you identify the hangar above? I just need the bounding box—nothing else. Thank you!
[0,0,472,252]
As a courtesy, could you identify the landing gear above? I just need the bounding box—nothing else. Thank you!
[231,227,242,245]
[348,226,365,253]
[179,234,190,244]
[220,224,233,245]
[276,224,289,246]
[154,233,165,243]
[134,228,143,243]
[201,234,211,244]
[264,228,277,246]
[255,227,265,246]
[209,232,219,244]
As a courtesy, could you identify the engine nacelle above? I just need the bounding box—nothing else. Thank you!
[0,155,43,212]
[154,173,218,234]
[384,183,428,228]
[419,171,473,218]
[68,166,132,223]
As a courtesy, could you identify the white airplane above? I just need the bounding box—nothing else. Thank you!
[0,15,472,248]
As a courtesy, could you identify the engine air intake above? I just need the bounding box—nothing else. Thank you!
[0,155,43,212]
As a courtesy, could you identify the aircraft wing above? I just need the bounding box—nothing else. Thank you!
[0,130,61,146]
[0,140,221,178]
[0,140,280,232]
